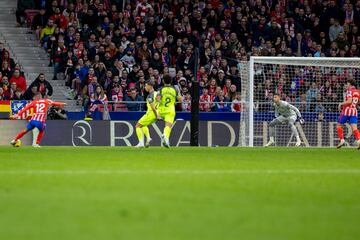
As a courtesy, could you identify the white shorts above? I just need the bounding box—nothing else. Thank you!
[275,115,297,124]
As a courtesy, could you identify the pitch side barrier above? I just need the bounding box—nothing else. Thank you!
[0,119,358,147]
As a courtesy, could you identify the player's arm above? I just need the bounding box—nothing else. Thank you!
[147,94,160,119]
[287,103,301,117]
[150,101,160,119]
[338,97,352,111]
[288,103,305,124]
[49,100,66,107]
[156,89,162,102]
[11,102,34,119]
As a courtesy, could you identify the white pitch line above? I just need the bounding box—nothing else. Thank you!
[0,169,360,175]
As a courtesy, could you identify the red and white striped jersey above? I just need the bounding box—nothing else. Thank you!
[342,87,359,116]
[16,99,64,122]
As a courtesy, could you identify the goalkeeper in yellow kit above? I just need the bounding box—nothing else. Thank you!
[157,75,183,148]
[135,80,160,147]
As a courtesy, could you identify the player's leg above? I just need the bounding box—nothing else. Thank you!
[142,115,157,147]
[161,113,175,148]
[288,117,301,146]
[135,122,145,147]
[336,115,347,148]
[163,122,172,148]
[265,117,283,146]
[142,126,152,147]
[10,121,34,146]
[135,114,156,147]
[349,116,360,149]
[33,122,46,147]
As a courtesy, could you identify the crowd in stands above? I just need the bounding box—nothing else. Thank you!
[0,41,54,101]
[7,0,360,113]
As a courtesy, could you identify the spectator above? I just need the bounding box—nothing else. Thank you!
[291,33,308,56]
[40,19,55,46]
[1,76,11,99]
[16,0,35,26]
[49,7,68,32]
[28,73,53,98]
[329,19,344,42]
[23,85,38,100]
[9,69,26,93]
[306,82,320,111]
[120,50,136,68]
[51,38,67,79]
[111,84,126,111]
[182,92,191,112]
[14,64,25,76]
[0,85,8,100]
[199,88,214,112]
[8,80,18,99]
[1,61,12,78]
[89,85,108,112]
[125,88,143,111]
[208,78,217,96]
[12,89,24,100]
[222,78,231,95]
[214,90,230,112]
[315,94,325,121]
[32,8,48,39]
[82,76,99,109]
[177,47,195,71]
[226,85,237,102]
[1,51,16,70]
[231,92,241,112]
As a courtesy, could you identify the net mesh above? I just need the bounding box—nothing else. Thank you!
[241,57,360,147]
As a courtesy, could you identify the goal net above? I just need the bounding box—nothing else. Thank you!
[240,57,360,147]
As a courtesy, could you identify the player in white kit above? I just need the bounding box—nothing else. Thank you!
[265,94,305,147]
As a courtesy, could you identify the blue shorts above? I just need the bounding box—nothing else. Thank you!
[338,115,358,125]
[26,120,46,131]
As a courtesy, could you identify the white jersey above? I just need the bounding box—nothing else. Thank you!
[274,100,301,118]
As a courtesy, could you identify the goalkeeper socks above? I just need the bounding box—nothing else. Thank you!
[36,131,45,144]
[136,127,144,143]
[15,130,27,141]
[142,126,150,139]
[164,126,171,139]
[337,127,344,140]
[354,129,360,141]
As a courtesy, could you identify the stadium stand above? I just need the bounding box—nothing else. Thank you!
[1,0,360,113]
[0,0,79,110]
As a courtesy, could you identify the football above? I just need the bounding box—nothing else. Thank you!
[14,140,22,148]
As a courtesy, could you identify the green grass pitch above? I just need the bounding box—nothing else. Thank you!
[0,147,360,240]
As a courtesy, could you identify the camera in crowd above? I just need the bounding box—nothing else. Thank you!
[47,106,67,120]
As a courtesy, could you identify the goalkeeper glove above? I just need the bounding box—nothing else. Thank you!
[299,118,305,125]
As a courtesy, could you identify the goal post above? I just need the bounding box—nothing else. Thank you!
[241,56,360,147]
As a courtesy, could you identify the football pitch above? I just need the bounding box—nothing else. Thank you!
[0,147,359,240]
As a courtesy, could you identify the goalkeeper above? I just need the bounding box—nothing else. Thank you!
[265,94,305,147]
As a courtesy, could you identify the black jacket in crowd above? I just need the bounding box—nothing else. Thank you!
[28,77,53,97]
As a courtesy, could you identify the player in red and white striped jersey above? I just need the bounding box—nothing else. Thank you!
[337,79,360,149]
[10,93,66,147]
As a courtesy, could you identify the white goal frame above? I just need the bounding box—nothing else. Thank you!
[245,56,360,147]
